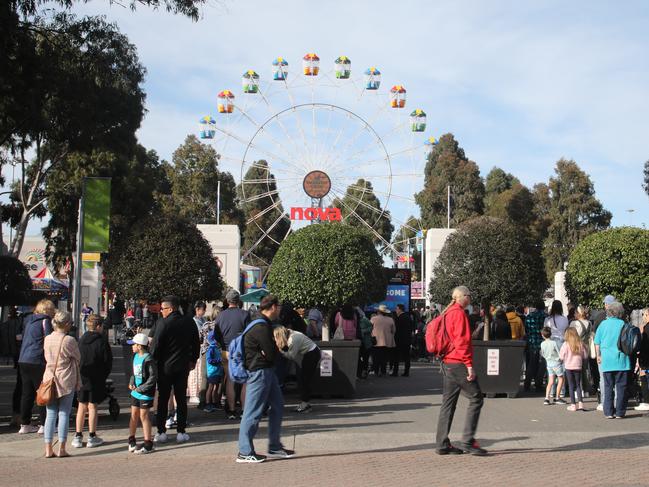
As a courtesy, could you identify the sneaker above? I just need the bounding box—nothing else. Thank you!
[71,436,84,448]
[267,447,295,459]
[37,425,44,434]
[176,432,190,444]
[87,436,104,448]
[18,424,39,434]
[165,418,175,429]
[605,415,616,419]
[596,403,604,411]
[554,398,567,405]
[566,404,577,412]
[227,413,239,420]
[543,399,552,406]
[460,440,488,456]
[635,403,649,411]
[153,432,168,443]
[136,443,154,454]
[128,441,138,453]
[236,453,266,463]
[295,403,312,413]
[435,445,464,455]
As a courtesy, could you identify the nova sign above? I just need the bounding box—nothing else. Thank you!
[290,207,342,221]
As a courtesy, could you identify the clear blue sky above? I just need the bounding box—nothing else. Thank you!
[5,0,649,242]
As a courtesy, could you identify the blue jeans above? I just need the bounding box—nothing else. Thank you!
[603,371,628,417]
[238,368,283,455]
[44,392,75,443]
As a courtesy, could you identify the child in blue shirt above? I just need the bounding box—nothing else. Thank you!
[205,330,224,412]
[540,327,566,405]
[128,333,157,454]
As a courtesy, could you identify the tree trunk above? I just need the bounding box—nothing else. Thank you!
[9,209,30,258]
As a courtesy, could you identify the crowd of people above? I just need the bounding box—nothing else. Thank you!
[1,287,648,462]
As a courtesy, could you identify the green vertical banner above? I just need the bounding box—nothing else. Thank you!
[83,178,111,253]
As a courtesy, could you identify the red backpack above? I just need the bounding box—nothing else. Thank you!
[425,313,454,358]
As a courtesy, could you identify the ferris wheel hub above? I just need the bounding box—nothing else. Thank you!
[302,170,332,199]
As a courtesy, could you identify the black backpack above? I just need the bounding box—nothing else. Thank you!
[618,322,641,356]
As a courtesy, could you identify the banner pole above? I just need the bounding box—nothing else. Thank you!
[73,178,86,335]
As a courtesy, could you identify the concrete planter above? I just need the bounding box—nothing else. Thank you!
[311,340,360,398]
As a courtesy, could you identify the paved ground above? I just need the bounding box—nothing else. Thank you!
[1,349,649,486]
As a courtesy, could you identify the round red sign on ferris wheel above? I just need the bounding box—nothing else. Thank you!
[303,170,331,199]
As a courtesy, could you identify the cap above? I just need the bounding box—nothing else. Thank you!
[378,304,390,314]
[127,333,149,346]
[603,295,616,305]
[226,289,241,304]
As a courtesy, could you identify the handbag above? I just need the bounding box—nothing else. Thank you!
[36,335,65,406]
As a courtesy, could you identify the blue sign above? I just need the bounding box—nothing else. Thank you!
[367,284,410,312]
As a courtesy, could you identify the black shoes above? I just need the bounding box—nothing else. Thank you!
[436,445,464,455]
[460,440,488,456]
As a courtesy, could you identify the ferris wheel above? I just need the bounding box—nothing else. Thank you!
[198,53,438,267]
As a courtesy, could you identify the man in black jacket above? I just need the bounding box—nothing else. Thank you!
[237,294,294,463]
[391,304,414,377]
[150,296,200,444]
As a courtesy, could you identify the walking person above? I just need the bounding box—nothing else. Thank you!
[594,301,631,419]
[216,290,251,419]
[151,296,200,444]
[391,304,413,376]
[73,315,112,448]
[43,311,81,458]
[560,327,589,411]
[435,286,486,456]
[17,299,56,434]
[370,305,395,377]
[273,326,320,413]
[635,308,649,411]
[237,295,294,463]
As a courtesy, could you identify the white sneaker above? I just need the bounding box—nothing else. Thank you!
[37,425,44,435]
[165,417,175,429]
[71,436,84,448]
[176,432,190,444]
[18,424,39,434]
[635,403,649,411]
[153,432,168,443]
[596,403,603,411]
[87,436,104,448]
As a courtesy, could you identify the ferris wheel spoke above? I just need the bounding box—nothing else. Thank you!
[240,175,304,185]
[245,198,285,226]
[341,182,417,203]
[258,87,303,157]
[241,188,282,204]
[339,145,422,174]
[329,188,397,254]
[242,210,291,262]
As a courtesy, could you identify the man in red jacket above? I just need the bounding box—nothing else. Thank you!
[435,286,487,456]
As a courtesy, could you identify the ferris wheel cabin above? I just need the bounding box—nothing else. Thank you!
[390,85,407,108]
[335,56,352,79]
[410,109,427,132]
[198,116,216,139]
[272,57,289,81]
[217,90,235,113]
[364,67,381,90]
[242,70,260,94]
[303,53,320,76]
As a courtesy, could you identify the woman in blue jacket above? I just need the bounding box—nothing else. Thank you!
[17,299,56,434]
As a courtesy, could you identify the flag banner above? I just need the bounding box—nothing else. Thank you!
[82,178,111,253]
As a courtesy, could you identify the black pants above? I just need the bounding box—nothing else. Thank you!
[157,369,189,433]
[298,348,321,402]
[391,344,411,375]
[640,375,649,403]
[357,345,370,377]
[565,369,583,404]
[588,358,600,394]
[436,362,483,449]
[19,363,46,425]
[524,348,544,390]
[372,347,389,375]
[13,358,22,414]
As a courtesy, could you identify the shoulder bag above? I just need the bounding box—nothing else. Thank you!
[36,335,65,406]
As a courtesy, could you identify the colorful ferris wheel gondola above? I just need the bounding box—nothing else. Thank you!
[390,85,407,108]
[272,57,289,81]
[302,53,320,76]
[334,56,351,79]
[410,109,426,132]
[242,70,260,94]
[425,135,439,147]
[217,89,235,113]
[364,67,381,90]
[198,115,216,139]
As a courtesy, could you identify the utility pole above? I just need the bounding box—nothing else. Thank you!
[73,179,86,335]
[216,180,221,225]
[447,185,451,229]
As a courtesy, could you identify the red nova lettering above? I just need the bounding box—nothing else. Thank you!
[290,207,342,221]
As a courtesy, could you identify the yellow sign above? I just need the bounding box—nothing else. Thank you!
[82,252,101,262]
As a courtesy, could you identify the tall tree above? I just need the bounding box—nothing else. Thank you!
[42,145,168,271]
[415,133,485,228]
[2,13,145,257]
[543,159,611,279]
[483,167,520,213]
[643,160,649,198]
[13,1,207,21]
[332,178,394,250]
[238,160,290,269]
[161,135,243,228]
